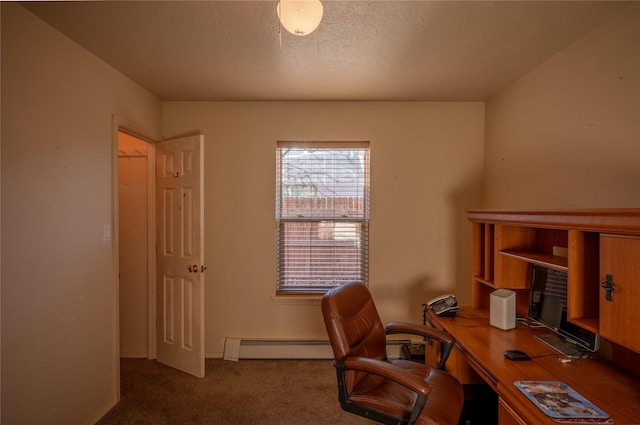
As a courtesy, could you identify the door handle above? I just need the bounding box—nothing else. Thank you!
[188,264,206,273]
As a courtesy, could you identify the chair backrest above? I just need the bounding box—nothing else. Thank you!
[321,281,388,393]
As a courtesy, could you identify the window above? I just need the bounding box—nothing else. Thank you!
[276,141,370,294]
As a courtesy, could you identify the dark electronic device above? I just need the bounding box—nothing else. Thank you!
[528,266,600,357]
[426,294,461,317]
[504,349,532,361]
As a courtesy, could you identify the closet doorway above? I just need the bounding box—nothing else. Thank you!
[117,131,154,358]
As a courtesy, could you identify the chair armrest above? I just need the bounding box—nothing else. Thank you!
[343,356,431,396]
[385,322,455,345]
[385,321,455,370]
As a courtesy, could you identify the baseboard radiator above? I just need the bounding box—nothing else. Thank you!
[223,337,409,361]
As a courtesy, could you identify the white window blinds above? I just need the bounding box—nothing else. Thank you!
[276,141,370,294]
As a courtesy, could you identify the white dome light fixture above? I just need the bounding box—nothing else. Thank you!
[277,0,324,36]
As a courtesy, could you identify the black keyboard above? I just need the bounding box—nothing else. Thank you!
[534,332,584,358]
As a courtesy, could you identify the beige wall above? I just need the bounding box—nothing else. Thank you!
[163,101,485,357]
[484,4,640,209]
[1,4,162,424]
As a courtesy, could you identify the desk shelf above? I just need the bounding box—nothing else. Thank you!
[472,276,495,288]
[498,250,568,272]
[568,316,599,335]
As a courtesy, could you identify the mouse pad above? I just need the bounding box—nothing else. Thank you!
[514,381,609,420]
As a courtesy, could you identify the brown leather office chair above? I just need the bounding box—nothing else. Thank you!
[321,281,464,425]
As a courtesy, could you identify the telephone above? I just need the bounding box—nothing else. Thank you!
[426,294,460,317]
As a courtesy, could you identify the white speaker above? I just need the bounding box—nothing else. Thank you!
[490,289,516,330]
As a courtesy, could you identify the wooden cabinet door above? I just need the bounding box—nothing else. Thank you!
[600,234,640,352]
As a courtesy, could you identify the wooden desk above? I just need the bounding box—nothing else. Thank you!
[429,309,640,425]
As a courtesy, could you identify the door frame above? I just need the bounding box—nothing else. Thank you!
[111,115,161,394]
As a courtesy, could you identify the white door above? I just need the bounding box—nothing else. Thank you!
[156,135,205,378]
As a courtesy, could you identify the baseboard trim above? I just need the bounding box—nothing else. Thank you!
[119,351,149,358]
[223,338,408,361]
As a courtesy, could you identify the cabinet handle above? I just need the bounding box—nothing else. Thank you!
[601,274,614,301]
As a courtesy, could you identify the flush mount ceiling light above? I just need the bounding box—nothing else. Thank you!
[277,0,324,36]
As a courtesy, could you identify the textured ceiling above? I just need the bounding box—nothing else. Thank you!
[23,1,625,101]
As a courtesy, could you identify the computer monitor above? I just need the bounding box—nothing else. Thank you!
[528,266,599,353]
[539,294,563,330]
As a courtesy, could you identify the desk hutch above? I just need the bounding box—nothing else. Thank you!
[428,209,640,424]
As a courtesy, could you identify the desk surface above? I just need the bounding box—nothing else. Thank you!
[430,308,640,425]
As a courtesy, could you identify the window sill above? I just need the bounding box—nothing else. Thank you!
[271,295,323,305]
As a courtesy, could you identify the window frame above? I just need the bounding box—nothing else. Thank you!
[275,141,370,295]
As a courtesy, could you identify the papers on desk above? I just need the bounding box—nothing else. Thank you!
[514,381,612,424]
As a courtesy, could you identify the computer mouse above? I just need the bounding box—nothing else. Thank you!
[504,349,532,361]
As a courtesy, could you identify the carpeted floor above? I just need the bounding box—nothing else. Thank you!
[96,358,372,425]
